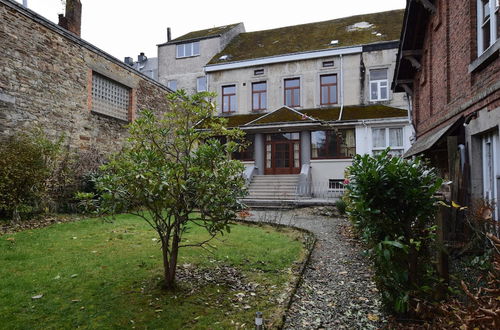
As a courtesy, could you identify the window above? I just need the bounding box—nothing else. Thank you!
[197,77,207,92]
[322,60,334,67]
[284,78,300,107]
[481,131,499,219]
[320,74,338,105]
[328,179,345,192]
[176,41,200,58]
[369,69,389,101]
[311,129,356,159]
[232,134,255,161]
[254,69,264,76]
[477,0,499,55]
[91,72,131,122]
[252,82,267,111]
[222,85,236,113]
[372,127,404,156]
[167,80,177,91]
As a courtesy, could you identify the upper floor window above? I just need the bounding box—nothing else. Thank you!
[222,85,236,113]
[91,72,131,122]
[477,0,499,55]
[369,69,389,101]
[197,76,207,92]
[311,129,356,159]
[167,80,177,91]
[176,41,200,58]
[372,127,404,156]
[252,82,267,111]
[320,74,338,105]
[284,78,300,107]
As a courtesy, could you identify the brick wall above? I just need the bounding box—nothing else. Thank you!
[412,0,500,138]
[0,0,170,154]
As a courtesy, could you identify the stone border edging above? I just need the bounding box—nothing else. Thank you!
[233,218,317,329]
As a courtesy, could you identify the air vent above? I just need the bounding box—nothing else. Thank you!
[254,69,264,76]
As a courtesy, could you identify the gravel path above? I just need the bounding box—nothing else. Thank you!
[247,208,386,329]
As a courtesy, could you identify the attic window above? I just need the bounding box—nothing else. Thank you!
[176,41,200,58]
[254,69,264,75]
[322,60,334,67]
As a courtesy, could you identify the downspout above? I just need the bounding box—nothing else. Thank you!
[338,54,344,121]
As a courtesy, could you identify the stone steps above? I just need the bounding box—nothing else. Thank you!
[245,174,299,201]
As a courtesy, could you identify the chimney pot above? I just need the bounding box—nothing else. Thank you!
[167,27,172,42]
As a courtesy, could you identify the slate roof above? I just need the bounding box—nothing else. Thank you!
[198,105,408,129]
[208,10,404,65]
[167,23,242,44]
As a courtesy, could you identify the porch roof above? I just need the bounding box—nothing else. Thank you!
[198,105,408,129]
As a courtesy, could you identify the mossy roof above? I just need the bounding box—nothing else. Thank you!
[170,23,242,43]
[208,10,404,64]
[197,105,408,129]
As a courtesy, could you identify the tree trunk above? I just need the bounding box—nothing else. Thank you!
[163,228,181,290]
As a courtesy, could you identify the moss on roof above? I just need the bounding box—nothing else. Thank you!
[302,105,408,121]
[197,105,407,129]
[172,23,242,43]
[208,10,404,64]
[197,113,262,129]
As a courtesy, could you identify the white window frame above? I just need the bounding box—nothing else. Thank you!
[176,41,200,58]
[167,80,177,91]
[369,68,389,102]
[371,127,404,156]
[477,0,499,55]
[481,131,499,220]
[196,76,207,92]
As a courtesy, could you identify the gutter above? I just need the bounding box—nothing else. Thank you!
[205,46,363,72]
[338,54,344,120]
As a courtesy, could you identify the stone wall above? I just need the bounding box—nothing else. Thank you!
[0,0,170,154]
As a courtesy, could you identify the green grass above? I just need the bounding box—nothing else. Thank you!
[0,214,306,329]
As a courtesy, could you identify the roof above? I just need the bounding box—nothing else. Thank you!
[198,105,408,129]
[208,10,404,65]
[166,23,242,44]
[393,0,430,92]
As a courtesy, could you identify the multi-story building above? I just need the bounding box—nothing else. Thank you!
[394,0,499,218]
[159,10,412,200]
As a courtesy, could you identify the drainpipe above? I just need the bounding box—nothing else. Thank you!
[338,54,344,121]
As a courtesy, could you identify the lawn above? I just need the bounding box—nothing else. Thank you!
[0,214,307,329]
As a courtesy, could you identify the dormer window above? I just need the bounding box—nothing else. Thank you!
[176,41,200,58]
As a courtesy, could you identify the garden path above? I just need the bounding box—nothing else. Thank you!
[247,208,385,329]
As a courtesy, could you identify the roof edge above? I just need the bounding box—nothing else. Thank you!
[1,0,170,91]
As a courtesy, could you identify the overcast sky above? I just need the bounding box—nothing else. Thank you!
[17,0,406,61]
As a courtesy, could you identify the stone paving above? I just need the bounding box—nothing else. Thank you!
[247,208,386,329]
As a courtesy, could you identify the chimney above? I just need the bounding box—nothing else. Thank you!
[167,27,171,42]
[22,0,28,7]
[58,0,82,36]
[138,52,147,63]
[124,57,134,66]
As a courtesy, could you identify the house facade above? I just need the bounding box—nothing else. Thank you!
[159,10,413,200]
[393,0,499,218]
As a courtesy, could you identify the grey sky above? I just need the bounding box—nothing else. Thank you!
[17,0,406,61]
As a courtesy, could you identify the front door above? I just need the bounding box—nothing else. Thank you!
[265,133,300,175]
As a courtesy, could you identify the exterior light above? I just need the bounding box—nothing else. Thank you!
[255,311,263,329]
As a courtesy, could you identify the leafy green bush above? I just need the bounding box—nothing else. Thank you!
[345,149,442,314]
[335,198,346,215]
[0,130,64,221]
